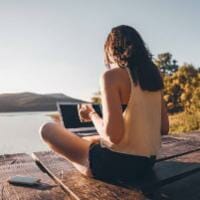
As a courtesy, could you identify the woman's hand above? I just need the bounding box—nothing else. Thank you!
[77,104,95,122]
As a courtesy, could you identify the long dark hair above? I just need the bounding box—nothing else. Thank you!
[104,25,164,91]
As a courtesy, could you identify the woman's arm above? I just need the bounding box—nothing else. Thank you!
[91,70,124,144]
[89,112,104,134]
[161,93,169,135]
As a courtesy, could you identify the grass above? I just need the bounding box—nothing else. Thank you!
[169,111,200,135]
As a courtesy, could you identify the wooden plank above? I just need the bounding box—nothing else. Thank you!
[157,151,200,200]
[157,135,200,160]
[33,150,200,200]
[159,172,200,200]
[32,133,200,199]
[122,151,200,199]
[32,151,145,200]
[0,153,73,200]
[152,151,200,187]
[112,152,200,194]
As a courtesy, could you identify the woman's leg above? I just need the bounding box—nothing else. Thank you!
[39,122,93,176]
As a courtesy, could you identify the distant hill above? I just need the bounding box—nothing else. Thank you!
[0,92,87,112]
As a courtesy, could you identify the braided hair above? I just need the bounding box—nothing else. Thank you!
[104,25,164,91]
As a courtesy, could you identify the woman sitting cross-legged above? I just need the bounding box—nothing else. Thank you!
[39,25,169,182]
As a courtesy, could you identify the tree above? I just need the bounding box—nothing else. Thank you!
[154,53,178,75]
[163,64,200,113]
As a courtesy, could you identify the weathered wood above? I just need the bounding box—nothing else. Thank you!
[0,133,199,200]
[32,150,200,200]
[32,151,145,200]
[157,135,200,160]
[157,151,200,200]
[151,151,200,187]
[32,134,200,199]
[135,137,200,191]
[0,153,73,200]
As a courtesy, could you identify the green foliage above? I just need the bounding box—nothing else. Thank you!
[154,53,178,75]
[158,58,200,133]
[163,64,200,114]
[169,111,200,134]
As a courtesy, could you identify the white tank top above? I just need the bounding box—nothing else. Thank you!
[101,67,162,157]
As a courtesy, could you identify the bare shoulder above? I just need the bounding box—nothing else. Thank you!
[100,68,124,86]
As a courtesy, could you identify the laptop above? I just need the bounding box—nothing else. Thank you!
[57,102,102,136]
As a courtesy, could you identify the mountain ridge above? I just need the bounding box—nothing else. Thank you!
[0,92,87,112]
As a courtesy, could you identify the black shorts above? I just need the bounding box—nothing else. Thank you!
[89,143,156,182]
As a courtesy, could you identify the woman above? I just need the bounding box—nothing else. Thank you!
[40,25,169,182]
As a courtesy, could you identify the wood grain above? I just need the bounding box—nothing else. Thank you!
[157,151,200,200]
[33,151,145,200]
[1,133,199,200]
[33,134,200,199]
[157,135,200,160]
[0,153,72,200]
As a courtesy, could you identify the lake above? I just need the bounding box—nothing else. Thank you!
[0,112,56,155]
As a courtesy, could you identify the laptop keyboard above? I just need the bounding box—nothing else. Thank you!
[68,127,98,136]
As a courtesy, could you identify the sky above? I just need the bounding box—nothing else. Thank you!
[0,0,199,101]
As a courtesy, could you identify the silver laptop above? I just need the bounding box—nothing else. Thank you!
[57,102,102,136]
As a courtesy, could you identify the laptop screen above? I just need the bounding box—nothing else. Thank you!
[58,103,102,129]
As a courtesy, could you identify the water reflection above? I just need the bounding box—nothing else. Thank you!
[0,112,56,154]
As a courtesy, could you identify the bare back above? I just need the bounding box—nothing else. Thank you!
[112,67,132,106]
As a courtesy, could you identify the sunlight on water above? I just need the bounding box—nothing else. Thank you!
[0,112,55,154]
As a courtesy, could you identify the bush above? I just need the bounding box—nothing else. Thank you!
[169,111,200,134]
[163,64,200,114]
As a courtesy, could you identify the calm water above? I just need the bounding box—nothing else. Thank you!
[0,112,56,155]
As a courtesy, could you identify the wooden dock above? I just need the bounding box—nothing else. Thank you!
[0,132,200,200]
